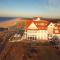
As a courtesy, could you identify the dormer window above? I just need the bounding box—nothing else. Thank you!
[54,27,58,29]
[55,30,59,33]
[40,23,45,26]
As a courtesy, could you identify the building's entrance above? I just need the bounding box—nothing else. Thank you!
[27,36,37,41]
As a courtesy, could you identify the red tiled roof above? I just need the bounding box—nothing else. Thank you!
[25,20,32,29]
[25,19,49,30]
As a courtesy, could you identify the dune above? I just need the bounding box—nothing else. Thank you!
[0,19,18,28]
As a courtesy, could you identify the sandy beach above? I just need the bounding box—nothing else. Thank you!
[0,19,17,28]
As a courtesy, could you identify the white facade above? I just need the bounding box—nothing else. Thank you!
[26,30,48,40]
[47,23,55,35]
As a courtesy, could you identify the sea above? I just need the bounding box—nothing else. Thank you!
[0,17,17,22]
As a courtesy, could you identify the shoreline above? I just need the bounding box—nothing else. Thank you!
[0,19,17,28]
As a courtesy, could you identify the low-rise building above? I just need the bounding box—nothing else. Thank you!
[25,17,49,41]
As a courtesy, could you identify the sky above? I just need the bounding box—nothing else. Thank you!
[0,0,60,18]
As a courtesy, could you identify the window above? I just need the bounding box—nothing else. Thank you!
[55,27,58,29]
[55,30,59,33]
[40,23,45,26]
[59,27,60,29]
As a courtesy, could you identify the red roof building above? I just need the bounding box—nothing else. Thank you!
[25,18,49,30]
[16,17,60,41]
[25,17,49,41]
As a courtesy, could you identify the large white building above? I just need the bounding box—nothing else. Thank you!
[25,17,60,41]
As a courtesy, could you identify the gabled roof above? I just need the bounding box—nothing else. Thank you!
[25,18,49,30]
[48,22,55,28]
[27,22,38,30]
[25,20,32,29]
